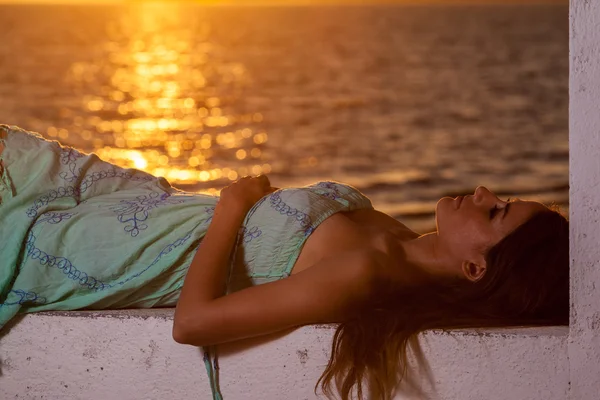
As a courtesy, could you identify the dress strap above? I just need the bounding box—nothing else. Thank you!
[202,345,224,399]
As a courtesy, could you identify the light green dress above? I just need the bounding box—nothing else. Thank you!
[0,124,374,399]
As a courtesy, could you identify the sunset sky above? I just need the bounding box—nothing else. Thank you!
[0,0,569,4]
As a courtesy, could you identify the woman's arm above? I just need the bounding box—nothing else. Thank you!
[172,249,377,347]
[173,200,246,323]
[171,174,378,346]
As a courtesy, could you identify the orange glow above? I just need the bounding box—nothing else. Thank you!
[42,1,270,193]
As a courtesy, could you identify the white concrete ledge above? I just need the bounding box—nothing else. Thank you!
[0,309,569,400]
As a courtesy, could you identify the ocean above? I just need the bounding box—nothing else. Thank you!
[0,3,568,233]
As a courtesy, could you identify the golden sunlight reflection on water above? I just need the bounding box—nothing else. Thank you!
[55,2,273,195]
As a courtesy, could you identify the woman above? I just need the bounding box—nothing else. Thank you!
[0,124,569,400]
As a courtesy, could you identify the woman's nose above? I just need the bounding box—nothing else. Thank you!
[474,186,496,202]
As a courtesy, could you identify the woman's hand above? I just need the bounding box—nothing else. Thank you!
[217,174,278,214]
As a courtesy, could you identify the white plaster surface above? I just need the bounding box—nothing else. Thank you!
[568,1,600,400]
[0,310,568,400]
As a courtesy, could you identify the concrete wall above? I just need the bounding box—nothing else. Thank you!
[0,310,568,400]
[1,2,599,399]
[568,1,600,399]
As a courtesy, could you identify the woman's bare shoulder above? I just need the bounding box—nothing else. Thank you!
[337,248,394,301]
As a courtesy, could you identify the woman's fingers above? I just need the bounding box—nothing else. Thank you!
[256,174,270,187]
[233,174,272,192]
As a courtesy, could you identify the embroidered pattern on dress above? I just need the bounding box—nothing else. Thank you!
[59,147,85,182]
[269,192,312,234]
[24,231,110,291]
[26,168,154,219]
[238,226,262,244]
[111,230,193,288]
[108,191,185,237]
[0,289,47,308]
[22,229,194,293]
[314,181,343,201]
[34,211,76,227]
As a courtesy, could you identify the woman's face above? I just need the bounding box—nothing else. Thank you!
[435,185,549,281]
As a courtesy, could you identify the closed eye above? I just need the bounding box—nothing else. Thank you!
[490,197,513,219]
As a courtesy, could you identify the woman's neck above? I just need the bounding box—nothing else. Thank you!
[376,230,441,289]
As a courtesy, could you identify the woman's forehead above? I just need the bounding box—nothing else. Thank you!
[510,200,548,222]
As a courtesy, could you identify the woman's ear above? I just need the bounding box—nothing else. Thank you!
[462,260,486,282]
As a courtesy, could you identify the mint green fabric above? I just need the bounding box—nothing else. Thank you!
[0,124,220,327]
[0,124,374,399]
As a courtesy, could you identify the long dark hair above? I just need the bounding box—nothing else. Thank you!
[314,203,568,400]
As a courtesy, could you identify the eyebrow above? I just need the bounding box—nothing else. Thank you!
[501,198,518,221]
